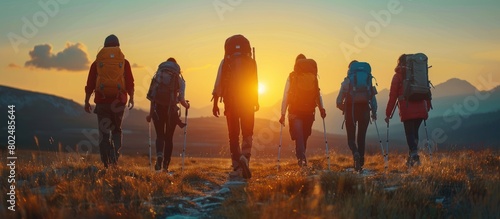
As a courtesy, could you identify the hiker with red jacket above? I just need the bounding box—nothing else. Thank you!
[279,54,326,168]
[84,34,135,168]
[385,54,431,167]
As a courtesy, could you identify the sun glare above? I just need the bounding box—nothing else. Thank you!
[258,82,266,94]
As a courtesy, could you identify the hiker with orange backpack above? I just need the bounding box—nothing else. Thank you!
[279,54,326,168]
[146,57,190,172]
[84,34,135,168]
[385,54,432,168]
[336,60,378,173]
[212,34,259,179]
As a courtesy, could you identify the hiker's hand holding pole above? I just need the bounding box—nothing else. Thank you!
[146,115,152,123]
[319,108,326,119]
[371,113,377,122]
[254,103,260,112]
[279,114,285,126]
[384,117,390,125]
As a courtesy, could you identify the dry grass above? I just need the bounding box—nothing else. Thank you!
[0,149,499,219]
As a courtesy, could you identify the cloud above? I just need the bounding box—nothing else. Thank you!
[7,63,21,68]
[25,43,90,71]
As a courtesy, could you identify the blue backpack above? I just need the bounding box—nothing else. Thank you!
[347,62,373,104]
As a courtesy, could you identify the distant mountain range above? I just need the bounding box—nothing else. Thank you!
[1,78,499,155]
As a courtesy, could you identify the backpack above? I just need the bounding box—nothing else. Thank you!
[402,53,431,101]
[220,35,258,106]
[289,58,319,114]
[347,62,373,104]
[146,61,181,106]
[95,47,126,98]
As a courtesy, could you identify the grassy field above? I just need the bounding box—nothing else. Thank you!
[0,149,498,219]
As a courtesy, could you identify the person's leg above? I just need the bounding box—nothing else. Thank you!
[95,104,112,168]
[291,116,306,166]
[404,119,419,155]
[356,107,370,168]
[225,109,241,171]
[109,101,125,164]
[163,106,178,171]
[345,108,357,154]
[403,119,420,166]
[153,106,167,170]
[240,107,255,160]
[301,113,315,166]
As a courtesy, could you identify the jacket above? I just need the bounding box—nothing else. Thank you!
[386,66,431,121]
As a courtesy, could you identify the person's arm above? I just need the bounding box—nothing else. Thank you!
[314,78,326,119]
[370,86,378,120]
[253,60,259,112]
[279,76,291,125]
[124,60,135,109]
[336,78,349,112]
[212,59,224,117]
[385,74,400,123]
[146,101,154,122]
[178,76,189,109]
[84,62,97,113]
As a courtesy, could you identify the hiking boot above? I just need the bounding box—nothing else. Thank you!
[353,152,362,172]
[229,168,243,178]
[155,157,163,171]
[239,155,251,179]
[406,154,421,167]
[298,159,307,168]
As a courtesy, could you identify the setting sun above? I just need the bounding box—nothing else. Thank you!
[258,82,266,95]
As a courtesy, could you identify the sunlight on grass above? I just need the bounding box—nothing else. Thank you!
[0,149,498,218]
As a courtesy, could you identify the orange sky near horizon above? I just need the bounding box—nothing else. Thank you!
[1,1,499,114]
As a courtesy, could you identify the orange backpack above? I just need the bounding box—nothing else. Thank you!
[95,47,126,98]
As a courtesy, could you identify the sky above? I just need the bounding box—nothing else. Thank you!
[1,0,499,114]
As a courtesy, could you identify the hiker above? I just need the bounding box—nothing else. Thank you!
[84,34,135,168]
[385,54,431,167]
[336,60,377,172]
[146,57,190,172]
[279,54,326,168]
[212,34,259,179]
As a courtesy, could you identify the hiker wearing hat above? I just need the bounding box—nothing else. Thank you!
[84,34,135,168]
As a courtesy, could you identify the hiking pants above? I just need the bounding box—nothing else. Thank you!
[225,107,254,170]
[94,102,125,166]
[345,103,370,165]
[403,118,423,155]
[288,113,314,164]
[153,104,179,170]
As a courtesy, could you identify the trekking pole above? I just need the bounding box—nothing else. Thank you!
[148,121,152,171]
[374,120,388,172]
[423,119,432,163]
[322,117,330,171]
[385,100,398,170]
[182,101,189,173]
[277,123,283,171]
[319,96,330,170]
